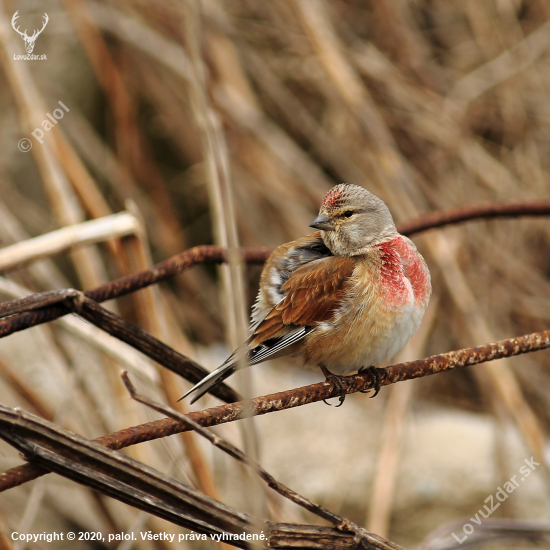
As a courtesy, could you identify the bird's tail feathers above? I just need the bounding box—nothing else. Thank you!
[179,346,250,404]
[179,361,237,404]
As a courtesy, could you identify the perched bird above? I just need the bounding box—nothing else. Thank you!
[182,184,431,405]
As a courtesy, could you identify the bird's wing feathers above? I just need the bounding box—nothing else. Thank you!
[182,237,355,403]
[247,326,314,365]
[251,256,355,345]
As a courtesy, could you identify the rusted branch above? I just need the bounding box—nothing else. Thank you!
[396,200,550,236]
[2,328,548,492]
[0,247,271,339]
[1,200,549,338]
[122,371,345,528]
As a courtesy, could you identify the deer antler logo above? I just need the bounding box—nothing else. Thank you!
[11,11,49,54]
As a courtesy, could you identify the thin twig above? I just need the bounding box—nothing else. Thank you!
[121,371,346,528]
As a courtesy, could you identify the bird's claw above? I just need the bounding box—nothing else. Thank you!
[320,364,350,406]
[358,365,384,397]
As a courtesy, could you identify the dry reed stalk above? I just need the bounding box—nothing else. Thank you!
[0,202,71,291]
[0,357,53,422]
[182,0,265,522]
[122,203,220,501]
[0,6,107,289]
[0,203,132,542]
[182,4,248,350]
[50,132,113,220]
[366,298,439,536]
[348,43,526,197]
[292,0,416,205]
[446,18,550,112]
[429,232,550,487]
[0,212,139,272]
[0,517,13,550]
[48,132,129,269]
[326,40,550,494]
[0,275,158,384]
[348,34,550,466]
[89,3,331,222]
[241,48,366,184]
[62,0,185,256]
[398,182,550,496]
[353,27,549,500]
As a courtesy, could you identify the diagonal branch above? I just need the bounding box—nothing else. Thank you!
[0,288,240,404]
[121,371,345,528]
[2,327,548,492]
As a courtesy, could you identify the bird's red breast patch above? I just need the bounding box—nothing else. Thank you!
[378,237,431,307]
[376,241,411,307]
[390,236,431,305]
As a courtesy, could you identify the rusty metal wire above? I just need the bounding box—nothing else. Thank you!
[397,200,550,236]
[0,246,271,338]
[2,327,548,492]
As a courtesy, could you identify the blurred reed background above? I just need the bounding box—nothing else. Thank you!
[0,0,550,548]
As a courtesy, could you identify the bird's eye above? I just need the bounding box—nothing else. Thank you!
[344,210,354,218]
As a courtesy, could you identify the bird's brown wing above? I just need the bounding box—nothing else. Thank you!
[181,255,355,403]
[250,256,356,346]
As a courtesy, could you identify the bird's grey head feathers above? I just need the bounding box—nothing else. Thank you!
[311,184,397,256]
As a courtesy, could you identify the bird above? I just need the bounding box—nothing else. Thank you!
[181,184,431,405]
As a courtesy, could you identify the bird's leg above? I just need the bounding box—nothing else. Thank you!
[358,365,384,398]
[319,364,350,407]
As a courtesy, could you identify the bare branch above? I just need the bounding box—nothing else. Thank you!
[0,246,270,338]
[397,200,550,236]
[0,289,240,403]
[2,327,548,492]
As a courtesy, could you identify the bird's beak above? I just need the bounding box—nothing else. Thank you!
[309,213,335,231]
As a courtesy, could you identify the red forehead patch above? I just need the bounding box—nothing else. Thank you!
[322,187,343,207]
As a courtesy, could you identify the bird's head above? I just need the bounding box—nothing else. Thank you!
[310,184,397,256]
